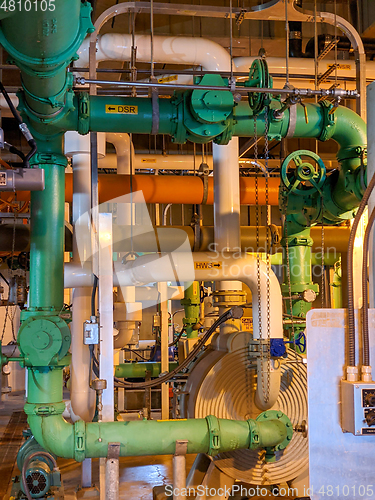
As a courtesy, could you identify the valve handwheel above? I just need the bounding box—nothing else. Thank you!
[246,58,272,115]
[281,150,326,196]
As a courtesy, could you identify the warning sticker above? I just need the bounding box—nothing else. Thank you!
[158,75,178,84]
[241,317,253,331]
[0,172,6,186]
[105,104,138,114]
[194,262,222,270]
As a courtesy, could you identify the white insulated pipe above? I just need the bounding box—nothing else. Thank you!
[106,133,141,348]
[64,252,282,341]
[64,132,96,423]
[213,138,241,292]
[99,153,213,171]
[77,34,233,73]
[64,131,105,422]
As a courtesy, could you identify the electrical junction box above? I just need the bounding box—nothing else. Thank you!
[83,317,99,345]
[341,380,375,435]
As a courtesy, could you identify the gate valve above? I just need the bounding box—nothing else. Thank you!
[281,150,326,196]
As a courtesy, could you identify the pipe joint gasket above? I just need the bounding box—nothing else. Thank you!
[318,100,336,142]
[205,415,221,456]
[78,92,90,135]
[74,420,86,463]
[24,402,66,416]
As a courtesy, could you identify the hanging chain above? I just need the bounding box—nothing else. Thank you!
[254,114,263,370]
[264,108,271,403]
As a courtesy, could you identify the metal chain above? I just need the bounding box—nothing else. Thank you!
[282,212,296,343]
[264,108,271,403]
[253,116,264,398]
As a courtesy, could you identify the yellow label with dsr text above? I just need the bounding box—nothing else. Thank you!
[105,104,138,114]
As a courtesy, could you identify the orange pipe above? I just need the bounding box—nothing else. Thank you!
[14,174,281,205]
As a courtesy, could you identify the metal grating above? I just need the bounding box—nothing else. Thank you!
[0,410,27,498]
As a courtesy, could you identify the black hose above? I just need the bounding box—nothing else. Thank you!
[91,274,98,317]
[168,327,185,347]
[115,306,243,389]
[362,206,375,367]
[347,173,375,367]
[0,82,37,168]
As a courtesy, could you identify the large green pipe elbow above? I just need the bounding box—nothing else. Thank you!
[0,1,93,116]
[26,410,291,462]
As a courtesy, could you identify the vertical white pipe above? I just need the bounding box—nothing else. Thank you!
[368,82,375,307]
[213,138,242,292]
[65,134,96,423]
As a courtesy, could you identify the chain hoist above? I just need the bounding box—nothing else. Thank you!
[253,111,271,404]
[264,107,271,403]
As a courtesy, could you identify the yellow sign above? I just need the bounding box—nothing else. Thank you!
[141,158,157,163]
[158,75,178,83]
[241,317,253,331]
[327,63,351,71]
[105,104,138,114]
[194,261,222,270]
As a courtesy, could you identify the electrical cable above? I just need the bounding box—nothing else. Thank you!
[347,172,375,367]
[361,206,375,367]
[168,327,185,347]
[122,347,150,361]
[91,274,98,317]
[115,306,243,389]
[0,81,37,168]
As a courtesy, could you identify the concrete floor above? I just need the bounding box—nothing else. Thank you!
[0,392,196,500]
[0,393,298,500]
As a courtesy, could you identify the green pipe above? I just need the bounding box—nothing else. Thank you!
[251,252,339,267]
[25,368,291,462]
[115,362,178,379]
[27,140,67,313]
[181,281,201,338]
[0,1,93,115]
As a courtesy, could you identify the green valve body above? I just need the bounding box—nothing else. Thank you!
[181,281,201,338]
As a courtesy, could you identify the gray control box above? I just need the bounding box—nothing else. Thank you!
[83,316,99,345]
[341,380,375,435]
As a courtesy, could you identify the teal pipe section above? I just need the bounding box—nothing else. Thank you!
[26,140,67,313]
[0,1,93,115]
[115,362,178,379]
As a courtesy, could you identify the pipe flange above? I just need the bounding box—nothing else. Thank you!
[212,290,246,308]
[318,101,336,142]
[256,410,293,452]
[24,402,66,416]
[74,419,86,463]
[205,414,221,456]
[78,92,90,135]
